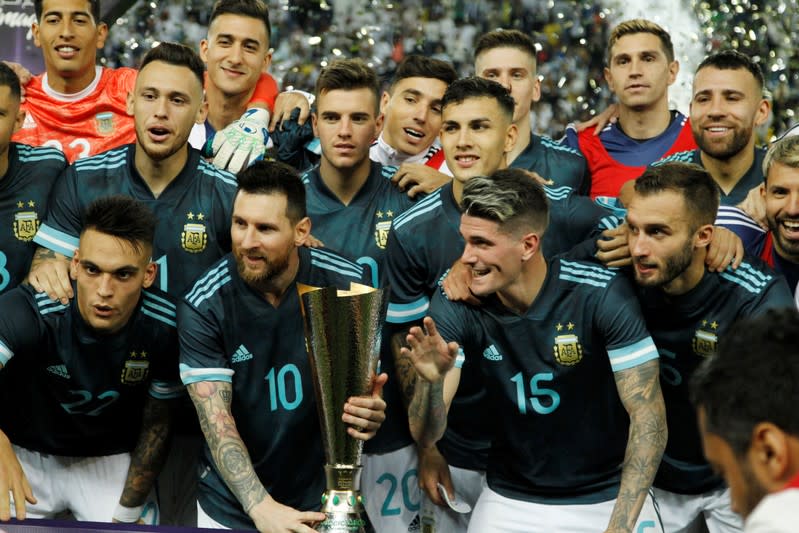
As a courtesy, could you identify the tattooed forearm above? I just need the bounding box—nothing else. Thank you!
[391,330,418,408]
[187,381,268,513]
[408,379,447,448]
[120,396,172,507]
[606,359,667,532]
[30,246,63,268]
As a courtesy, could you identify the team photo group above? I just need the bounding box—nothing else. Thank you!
[0,0,798,532]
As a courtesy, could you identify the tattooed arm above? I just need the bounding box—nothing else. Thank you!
[604,359,667,533]
[26,246,73,304]
[186,381,325,533]
[116,396,172,521]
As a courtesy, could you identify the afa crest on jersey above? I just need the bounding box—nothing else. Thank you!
[181,212,208,253]
[692,319,719,357]
[95,112,115,136]
[374,209,395,249]
[13,200,40,241]
[553,323,582,366]
[121,350,150,385]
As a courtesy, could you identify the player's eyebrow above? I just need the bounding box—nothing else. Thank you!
[80,259,140,274]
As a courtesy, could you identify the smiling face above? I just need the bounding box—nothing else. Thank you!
[605,32,677,111]
[440,96,517,185]
[32,0,107,93]
[690,66,769,161]
[764,162,799,263]
[380,76,448,157]
[127,60,205,164]
[475,46,541,126]
[200,13,272,98]
[459,213,529,297]
[72,228,155,334]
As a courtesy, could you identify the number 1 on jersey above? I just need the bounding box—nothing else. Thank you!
[154,255,168,292]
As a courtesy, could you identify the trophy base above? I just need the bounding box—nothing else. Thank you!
[314,489,371,533]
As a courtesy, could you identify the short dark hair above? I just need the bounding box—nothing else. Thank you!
[390,55,457,90]
[763,135,799,179]
[608,19,674,64]
[635,162,720,228]
[35,0,101,24]
[696,50,765,92]
[691,307,799,455]
[441,77,515,121]
[315,59,380,114]
[0,62,21,101]
[474,29,537,67]
[461,168,550,237]
[209,0,271,43]
[139,42,205,89]
[236,160,307,223]
[81,195,156,256]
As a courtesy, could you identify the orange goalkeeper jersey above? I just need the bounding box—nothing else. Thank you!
[13,67,137,163]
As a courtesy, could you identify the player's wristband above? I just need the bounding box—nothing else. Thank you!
[113,503,144,523]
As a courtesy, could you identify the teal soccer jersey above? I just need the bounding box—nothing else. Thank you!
[511,134,590,195]
[178,247,368,530]
[0,283,181,456]
[655,147,766,206]
[33,145,237,297]
[429,254,658,503]
[0,143,66,293]
[638,258,794,494]
[301,161,415,288]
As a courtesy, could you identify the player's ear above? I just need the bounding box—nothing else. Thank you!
[503,123,518,156]
[520,231,540,261]
[379,90,391,115]
[667,60,680,86]
[13,109,25,134]
[532,73,542,104]
[294,216,311,246]
[754,98,771,127]
[262,47,272,73]
[694,223,713,249]
[749,422,791,491]
[311,112,319,138]
[32,22,41,48]
[95,22,109,49]
[142,260,157,289]
[374,110,384,137]
[195,94,208,125]
[603,66,612,86]
[70,250,80,280]
[126,89,135,117]
[199,39,209,62]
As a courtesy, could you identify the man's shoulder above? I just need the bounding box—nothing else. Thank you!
[12,143,68,169]
[71,145,131,173]
[193,153,238,190]
[552,254,622,291]
[390,186,448,235]
[100,67,138,92]
[183,255,236,310]
[534,134,584,161]
[653,149,700,166]
[715,256,786,297]
[139,287,178,330]
[301,246,366,285]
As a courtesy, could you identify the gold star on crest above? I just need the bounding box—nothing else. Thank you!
[197,213,205,221]
[140,350,148,358]
[556,323,563,331]
[187,212,194,220]
[16,201,23,208]
[711,321,718,329]
[386,210,394,217]
[567,322,575,330]
[130,351,138,358]
[376,211,384,218]
[701,320,708,327]
[28,200,35,207]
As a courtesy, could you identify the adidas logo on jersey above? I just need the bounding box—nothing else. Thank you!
[231,344,254,364]
[22,114,37,130]
[482,344,503,361]
[47,364,71,379]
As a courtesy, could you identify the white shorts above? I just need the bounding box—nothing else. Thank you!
[653,487,742,533]
[420,465,485,532]
[362,444,421,532]
[197,501,230,529]
[467,486,663,533]
[9,445,158,524]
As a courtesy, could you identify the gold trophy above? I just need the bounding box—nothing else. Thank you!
[298,282,387,533]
